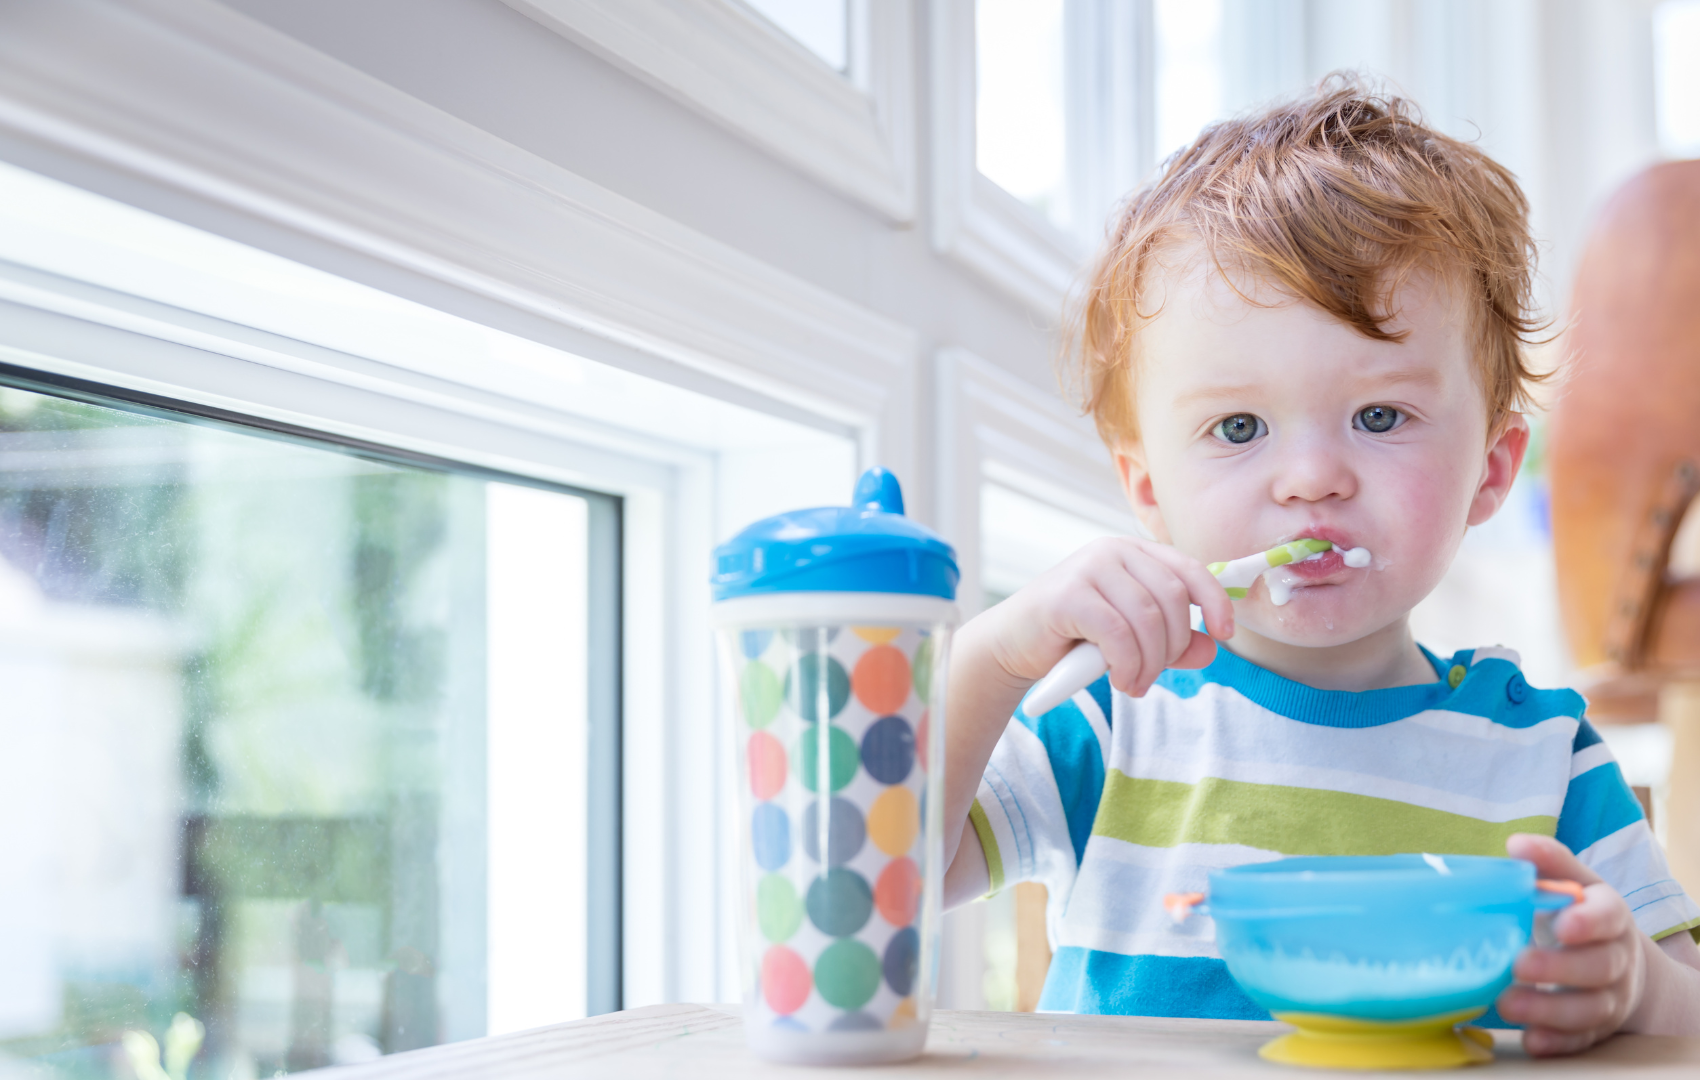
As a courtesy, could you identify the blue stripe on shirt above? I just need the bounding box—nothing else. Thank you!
[1039,947,1270,1020]
[1572,717,1604,752]
[1014,683,1107,867]
[1555,759,1644,854]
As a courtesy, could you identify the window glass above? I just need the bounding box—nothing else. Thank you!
[976,0,1071,230]
[0,383,595,1076]
[1655,0,1700,158]
[741,0,848,71]
[1154,0,1225,165]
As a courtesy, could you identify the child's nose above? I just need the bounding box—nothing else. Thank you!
[1269,438,1358,504]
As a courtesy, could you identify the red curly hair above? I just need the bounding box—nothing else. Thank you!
[1063,76,1548,447]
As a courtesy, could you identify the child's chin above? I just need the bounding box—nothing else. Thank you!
[1250,592,1371,642]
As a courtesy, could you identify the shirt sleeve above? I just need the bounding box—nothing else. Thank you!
[1556,718,1700,941]
[968,675,1112,902]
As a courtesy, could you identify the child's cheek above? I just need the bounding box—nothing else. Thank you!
[1366,453,1476,597]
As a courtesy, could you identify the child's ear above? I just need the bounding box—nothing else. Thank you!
[1465,413,1531,527]
[1114,442,1172,542]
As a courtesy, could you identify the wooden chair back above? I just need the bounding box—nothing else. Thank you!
[1551,160,1700,719]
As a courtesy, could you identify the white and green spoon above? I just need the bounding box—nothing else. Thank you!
[1022,538,1372,716]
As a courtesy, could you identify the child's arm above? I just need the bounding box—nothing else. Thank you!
[939,537,1234,907]
[1499,833,1700,1053]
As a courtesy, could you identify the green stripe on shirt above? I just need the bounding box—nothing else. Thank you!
[968,798,1005,895]
[1093,770,1557,856]
[1653,916,1700,943]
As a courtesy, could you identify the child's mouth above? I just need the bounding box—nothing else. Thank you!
[1261,538,1372,606]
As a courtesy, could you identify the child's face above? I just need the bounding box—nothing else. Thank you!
[1116,254,1527,649]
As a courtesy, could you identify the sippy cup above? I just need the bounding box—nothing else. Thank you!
[711,467,958,1065]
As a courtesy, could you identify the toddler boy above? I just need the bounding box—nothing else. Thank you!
[940,81,1700,1055]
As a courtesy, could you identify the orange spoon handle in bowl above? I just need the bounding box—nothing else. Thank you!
[1163,891,1206,923]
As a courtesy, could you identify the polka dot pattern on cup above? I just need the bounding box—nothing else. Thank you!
[732,622,944,1036]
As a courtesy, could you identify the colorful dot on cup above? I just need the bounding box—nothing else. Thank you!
[828,1012,882,1031]
[761,945,811,1014]
[883,926,919,997]
[751,802,790,871]
[787,653,849,722]
[813,938,881,1010]
[851,626,902,645]
[867,785,919,856]
[747,731,787,800]
[740,629,774,659]
[805,867,873,937]
[741,661,781,729]
[888,996,918,1029]
[874,856,920,927]
[795,725,860,793]
[860,715,914,784]
[912,636,934,701]
[801,797,866,866]
[852,646,911,715]
[757,873,803,942]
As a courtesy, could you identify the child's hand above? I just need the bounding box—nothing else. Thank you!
[982,537,1234,699]
[1497,834,1647,1055]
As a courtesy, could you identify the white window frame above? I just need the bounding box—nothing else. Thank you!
[0,0,918,1012]
[931,345,1133,1008]
[501,0,917,222]
[934,345,1135,621]
[930,0,1155,316]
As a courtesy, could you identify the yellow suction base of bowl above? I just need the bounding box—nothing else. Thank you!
[1262,1010,1493,1070]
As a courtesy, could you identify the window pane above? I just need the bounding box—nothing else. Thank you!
[1656,0,1700,157]
[0,384,593,1075]
[976,0,1071,229]
[1154,0,1226,165]
[741,0,848,71]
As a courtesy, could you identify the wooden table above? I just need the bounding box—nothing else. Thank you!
[303,1004,1700,1078]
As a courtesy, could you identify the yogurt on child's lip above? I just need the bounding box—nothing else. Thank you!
[1262,545,1372,606]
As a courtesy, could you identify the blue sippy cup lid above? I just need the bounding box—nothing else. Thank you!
[711,468,959,601]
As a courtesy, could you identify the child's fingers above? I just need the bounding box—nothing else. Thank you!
[1505,833,1604,886]
[1137,542,1235,641]
[1512,940,1632,990]
[1115,555,1201,675]
[1520,1024,1607,1058]
[1090,571,1176,695]
[1068,592,1148,696]
[1553,885,1635,947]
[1171,630,1217,670]
[1497,983,1623,1035]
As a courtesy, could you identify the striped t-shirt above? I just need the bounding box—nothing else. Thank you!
[968,644,1700,1021]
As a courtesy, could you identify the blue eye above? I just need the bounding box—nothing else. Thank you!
[1356,405,1402,433]
[1216,414,1265,444]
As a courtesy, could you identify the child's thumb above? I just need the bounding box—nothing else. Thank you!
[1506,832,1603,886]
[1170,630,1217,671]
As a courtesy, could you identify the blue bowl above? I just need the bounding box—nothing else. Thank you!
[1208,855,1570,1022]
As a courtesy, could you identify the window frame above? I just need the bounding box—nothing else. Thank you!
[500,0,917,222]
[0,280,638,1026]
[931,344,1134,1009]
[930,0,1156,316]
[0,0,916,1014]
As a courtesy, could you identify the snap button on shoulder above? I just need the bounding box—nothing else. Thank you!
[1506,673,1529,704]
[1447,664,1466,689]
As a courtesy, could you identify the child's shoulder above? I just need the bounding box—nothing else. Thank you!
[1424,646,1589,730]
